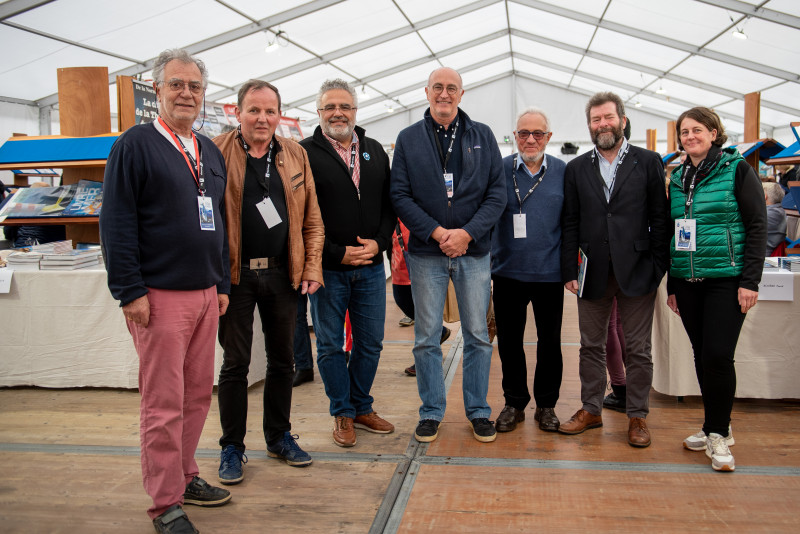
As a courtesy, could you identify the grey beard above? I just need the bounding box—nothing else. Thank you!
[520,151,544,165]
[593,129,621,150]
[322,122,354,142]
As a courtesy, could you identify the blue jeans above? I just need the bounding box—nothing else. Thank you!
[309,263,386,418]
[293,291,313,371]
[406,253,492,421]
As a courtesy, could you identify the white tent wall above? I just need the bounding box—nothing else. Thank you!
[359,75,678,160]
[0,101,40,186]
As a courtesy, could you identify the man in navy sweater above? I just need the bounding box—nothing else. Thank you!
[391,67,506,444]
[491,108,567,434]
[101,49,232,534]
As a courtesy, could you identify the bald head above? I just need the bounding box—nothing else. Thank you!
[425,67,464,126]
[428,67,463,87]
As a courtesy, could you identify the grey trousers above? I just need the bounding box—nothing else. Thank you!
[576,272,657,418]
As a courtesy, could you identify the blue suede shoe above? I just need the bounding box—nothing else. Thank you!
[267,432,313,467]
[218,445,247,485]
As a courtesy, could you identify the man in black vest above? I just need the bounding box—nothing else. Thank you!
[559,91,670,448]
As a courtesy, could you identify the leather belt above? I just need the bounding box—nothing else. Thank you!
[249,257,283,270]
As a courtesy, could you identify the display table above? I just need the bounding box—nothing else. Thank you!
[0,267,266,389]
[652,272,800,399]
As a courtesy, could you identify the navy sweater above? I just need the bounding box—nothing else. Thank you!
[390,109,506,256]
[100,123,230,306]
[491,153,566,282]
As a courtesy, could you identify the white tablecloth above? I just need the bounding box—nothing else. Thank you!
[652,272,800,399]
[0,267,266,388]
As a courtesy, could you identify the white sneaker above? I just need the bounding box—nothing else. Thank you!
[683,425,734,451]
[706,433,735,471]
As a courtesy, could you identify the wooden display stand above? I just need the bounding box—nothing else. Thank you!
[0,67,111,244]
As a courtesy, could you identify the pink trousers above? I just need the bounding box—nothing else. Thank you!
[127,286,219,519]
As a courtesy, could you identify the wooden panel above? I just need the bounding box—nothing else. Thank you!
[646,129,657,151]
[744,92,761,170]
[56,67,111,137]
[116,75,136,132]
[667,120,676,153]
[0,160,107,171]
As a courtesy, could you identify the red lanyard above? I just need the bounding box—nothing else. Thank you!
[158,117,204,194]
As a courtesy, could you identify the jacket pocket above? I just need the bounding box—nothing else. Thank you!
[292,180,305,191]
[290,172,302,181]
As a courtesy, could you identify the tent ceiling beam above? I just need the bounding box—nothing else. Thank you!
[696,0,800,30]
[0,0,54,21]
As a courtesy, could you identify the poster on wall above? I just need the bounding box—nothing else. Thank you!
[132,80,159,125]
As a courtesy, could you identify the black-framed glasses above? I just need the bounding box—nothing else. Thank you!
[516,130,549,140]
[318,104,356,113]
[163,79,204,95]
[430,84,459,95]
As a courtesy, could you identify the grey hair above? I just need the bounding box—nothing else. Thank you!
[585,91,625,124]
[152,48,208,88]
[316,79,357,109]
[516,107,551,132]
[763,182,785,204]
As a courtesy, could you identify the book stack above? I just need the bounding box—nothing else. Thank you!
[39,249,102,271]
[778,257,800,272]
[5,251,42,271]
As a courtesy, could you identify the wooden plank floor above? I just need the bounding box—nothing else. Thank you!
[1,284,798,533]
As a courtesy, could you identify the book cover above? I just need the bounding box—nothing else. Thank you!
[577,247,588,298]
[61,180,103,216]
[2,185,76,218]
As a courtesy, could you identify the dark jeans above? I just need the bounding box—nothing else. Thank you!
[217,265,298,448]
[492,275,564,409]
[672,277,745,437]
[294,291,313,371]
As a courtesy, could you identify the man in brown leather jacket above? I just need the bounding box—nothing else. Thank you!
[213,79,324,484]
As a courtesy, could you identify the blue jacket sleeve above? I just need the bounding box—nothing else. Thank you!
[461,133,506,242]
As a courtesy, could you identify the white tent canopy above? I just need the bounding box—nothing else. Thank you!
[1,0,798,155]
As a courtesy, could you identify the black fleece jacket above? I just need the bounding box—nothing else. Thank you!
[300,125,394,271]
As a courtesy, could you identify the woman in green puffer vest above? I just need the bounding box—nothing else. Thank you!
[666,107,766,473]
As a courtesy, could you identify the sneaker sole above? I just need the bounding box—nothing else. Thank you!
[414,431,438,443]
[684,436,735,452]
[183,494,232,507]
[218,474,243,485]
[267,450,313,467]
[354,422,395,434]
[472,431,497,443]
[712,462,735,472]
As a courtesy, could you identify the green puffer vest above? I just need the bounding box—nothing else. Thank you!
[669,147,745,279]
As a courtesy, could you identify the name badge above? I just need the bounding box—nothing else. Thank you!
[513,213,527,239]
[198,196,215,231]
[675,218,696,251]
[256,197,283,229]
[444,173,454,198]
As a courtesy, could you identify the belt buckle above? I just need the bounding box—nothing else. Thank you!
[250,257,273,270]
[685,277,705,283]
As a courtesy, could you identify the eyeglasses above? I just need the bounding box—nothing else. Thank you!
[163,80,204,95]
[318,104,357,113]
[516,130,550,141]
[430,84,460,95]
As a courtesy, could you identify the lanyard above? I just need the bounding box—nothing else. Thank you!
[238,127,274,198]
[681,164,699,217]
[591,142,629,199]
[433,120,459,172]
[512,154,546,213]
[348,143,357,177]
[159,117,204,194]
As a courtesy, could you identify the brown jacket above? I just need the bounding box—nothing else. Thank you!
[214,129,324,288]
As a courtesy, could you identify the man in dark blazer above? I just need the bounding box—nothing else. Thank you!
[559,91,670,448]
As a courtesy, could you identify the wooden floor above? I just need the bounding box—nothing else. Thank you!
[1,283,798,533]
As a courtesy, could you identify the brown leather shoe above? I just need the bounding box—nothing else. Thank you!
[354,412,395,434]
[557,409,602,435]
[333,416,356,447]
[495,405,525,432]
[534,407,560,432]
[628,417,651,448]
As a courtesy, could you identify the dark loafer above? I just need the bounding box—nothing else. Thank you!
[534,407,560,432]
[495,405,525,432]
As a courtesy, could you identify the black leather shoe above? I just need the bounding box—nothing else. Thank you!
[534,407,560,432]
[292,368,314,387]
[602,392,626,413]
[495,405,525,432]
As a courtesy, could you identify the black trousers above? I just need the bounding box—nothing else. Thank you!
[672,276,745,437]
[218,265,298,449]
[492,275,563,409]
